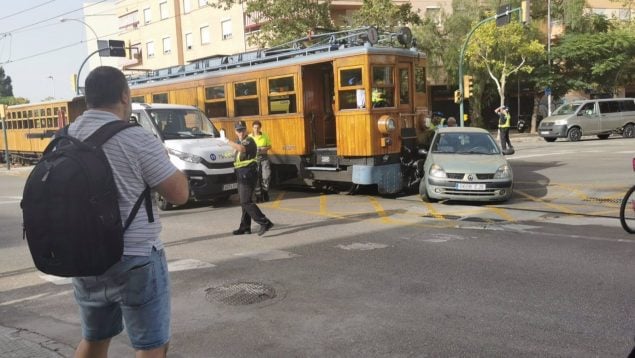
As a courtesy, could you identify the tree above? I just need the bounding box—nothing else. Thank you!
[0,97,29,106]
[466,21,545,110]
[209,0,334,47]
[0,67,13,97]
[350,0,421,30]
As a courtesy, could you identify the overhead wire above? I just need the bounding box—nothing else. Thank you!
[0,0,57,21]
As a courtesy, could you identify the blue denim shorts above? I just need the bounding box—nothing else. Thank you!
[72,248,171,350]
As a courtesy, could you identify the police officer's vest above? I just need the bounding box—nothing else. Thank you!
[234,137,257,169]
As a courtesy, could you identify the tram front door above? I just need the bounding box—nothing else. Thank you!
[302,62,335,149]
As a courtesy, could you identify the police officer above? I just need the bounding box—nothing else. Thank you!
[223,120,274,236]
[495,105,513,152]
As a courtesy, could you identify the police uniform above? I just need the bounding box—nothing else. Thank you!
[232,121,273,236]
[497,107,513,152]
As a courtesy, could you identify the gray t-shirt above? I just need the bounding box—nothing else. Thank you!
[68,109,178,256]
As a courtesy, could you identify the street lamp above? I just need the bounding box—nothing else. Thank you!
[60,17,102,65]
[47,75,55,99]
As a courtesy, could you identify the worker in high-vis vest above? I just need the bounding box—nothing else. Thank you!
[222,120,274,236]
[495,105,514,153]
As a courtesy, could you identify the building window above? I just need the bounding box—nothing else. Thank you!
[221,19,232,40]
[426,7,441,25]
[163,37,171,54]
[182,0,191,14]
[200,26,210,45]
[118,10,139,29]
[147,41,155,58]
[199,0,207,7]
[185,32,193,50]
[160,1,169,20]
[143,8,151,23]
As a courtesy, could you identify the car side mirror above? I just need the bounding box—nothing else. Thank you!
[129,115,139,124]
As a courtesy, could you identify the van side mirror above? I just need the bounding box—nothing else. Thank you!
[129,115,138,124]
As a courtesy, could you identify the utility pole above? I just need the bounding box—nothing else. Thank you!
[1,104,9,170]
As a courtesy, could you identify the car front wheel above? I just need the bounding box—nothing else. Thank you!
[567,127,582,142]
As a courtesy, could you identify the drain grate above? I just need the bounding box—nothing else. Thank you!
[205,282,276,305]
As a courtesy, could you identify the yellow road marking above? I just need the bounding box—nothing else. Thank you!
[269,191,285,208]
[487,207,516,222]
[368,196,392,223]
[422,202,446,221]
[514,189,577,214]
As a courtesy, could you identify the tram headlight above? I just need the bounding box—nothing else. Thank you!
[377,115,396,135]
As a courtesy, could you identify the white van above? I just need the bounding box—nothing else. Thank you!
[538,98,635,142]
[130,103,236,210]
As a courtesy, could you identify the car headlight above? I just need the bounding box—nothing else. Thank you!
[553,119,567,125]
[494,164,512,179]
[429,164,447,178]
[167,148,203,163]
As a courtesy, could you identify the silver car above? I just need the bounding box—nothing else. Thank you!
[419,127,513,202]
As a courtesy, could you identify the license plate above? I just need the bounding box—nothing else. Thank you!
[540,131,549,135]
[223,183,238,191]
[456,183,486,191]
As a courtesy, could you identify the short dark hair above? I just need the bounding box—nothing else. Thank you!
[253,120,262,127]
[84,66,129,109]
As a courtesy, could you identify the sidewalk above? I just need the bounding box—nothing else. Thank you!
[0,325,74,358]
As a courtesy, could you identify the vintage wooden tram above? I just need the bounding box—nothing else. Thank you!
[127,27,430,194]
[0,97,86,164]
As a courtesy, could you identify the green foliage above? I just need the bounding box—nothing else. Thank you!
[0,67,13,97]
[0,97,29,105]
[551,27,635,93]
[350,0,421,30]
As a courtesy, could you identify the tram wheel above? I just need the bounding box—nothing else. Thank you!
[332,182,360,195]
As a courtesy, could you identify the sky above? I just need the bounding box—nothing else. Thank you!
[0,0,117,103]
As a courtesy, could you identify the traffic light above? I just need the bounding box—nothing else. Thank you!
[108,40,126,57]
[454,90,462,104]
[463,75,474,99]
[521,0,531,24]
[496,4,511,26]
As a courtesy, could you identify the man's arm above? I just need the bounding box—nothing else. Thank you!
[154,170,189,205]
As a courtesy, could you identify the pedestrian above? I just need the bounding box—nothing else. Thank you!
[249,120,272,202]
[447,116,457,127]
[70,66,189,358]
[495,105,513,153]
[223,120,274,236]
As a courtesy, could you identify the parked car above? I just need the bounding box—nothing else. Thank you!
[419,127,513,202]
[538,98,635,142]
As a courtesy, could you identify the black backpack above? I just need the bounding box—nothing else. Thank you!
[21,120,154,277]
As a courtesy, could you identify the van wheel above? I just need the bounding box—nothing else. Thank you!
[155,192,174,211]
[597,134,610,140]
[567,127,582,142]
[544,137,556,142]
[623,124,634,138]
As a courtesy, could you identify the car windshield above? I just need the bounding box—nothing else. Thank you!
[431,132,499,155]
[148,109,220,139]
[552,103,582,116]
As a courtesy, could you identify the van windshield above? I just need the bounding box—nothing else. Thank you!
[552,103,582,116]
[147,108,220,139]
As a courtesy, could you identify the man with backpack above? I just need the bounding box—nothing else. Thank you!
[52,67,187,357]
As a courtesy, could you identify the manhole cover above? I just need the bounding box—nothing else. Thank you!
[205,282,276,305]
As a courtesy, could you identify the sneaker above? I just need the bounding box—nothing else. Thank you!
[257,221,274,236]
[232,228,251,235]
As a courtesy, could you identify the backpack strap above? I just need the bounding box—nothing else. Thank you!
[84,120,156,230]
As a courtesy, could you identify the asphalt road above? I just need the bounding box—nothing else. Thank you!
[0,133,634,357]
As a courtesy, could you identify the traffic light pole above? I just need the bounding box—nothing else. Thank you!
[75,48,112,95]
[458,7,521,127]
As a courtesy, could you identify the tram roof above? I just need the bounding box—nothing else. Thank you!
[127,26,424,89]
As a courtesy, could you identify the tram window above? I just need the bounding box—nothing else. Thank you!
[235,81,257,97]
[235,99,259,116]
[53,107,59,115]
[47,118,53,127]
[46,108,51,116]
[268,76,296,114]
[7,121,11,129]
[415,67,426,93]
[35,118,41,128]
[53,118,58,127]
[153,93,169,103]
[28,120,34,129]
[340,68,363,87]
[205,102,227,118]
[131,96,145,103]
[399,68,410,105]
[18,120,23,129]
[41,119,46,128]
[371,66,394,108]
[234,81,259,116]
[40,109,46,116]
[205,85,225,100]
[23,111,27,118]
[28,110,33,117]
[17,112,22,119]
